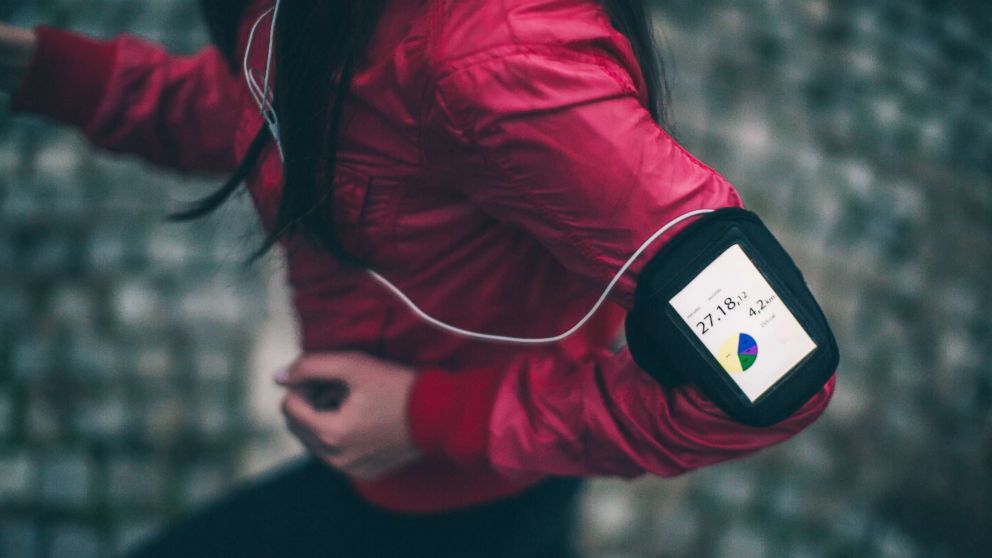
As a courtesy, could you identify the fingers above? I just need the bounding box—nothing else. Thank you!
[337,451,386,479]
[281,391,368,469]
[281,391,343,447]
[276,353,354,411]
[277,351,368,386]
[345,446,422,480]
[281,392,389,477]
[284,418,331,454]
[275,351,420,480]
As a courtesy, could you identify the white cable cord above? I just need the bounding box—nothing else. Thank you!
[366,208,715,345]
[243,6,273,109]
[243,3,284,160]
[241,1,714,346]
[261,0,280,108]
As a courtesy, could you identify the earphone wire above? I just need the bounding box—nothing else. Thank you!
[243,6,273,110]
[242,1,714,346]
[261,0,281,109]
[243,4,284,160]
[366,208,714,345]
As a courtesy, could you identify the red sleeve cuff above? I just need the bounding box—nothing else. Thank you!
[406,365,506,467]
[10,25,118,129]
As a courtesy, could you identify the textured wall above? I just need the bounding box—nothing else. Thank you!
[576,2,991,557]
[0,1,294,556]
[1,1,990,557]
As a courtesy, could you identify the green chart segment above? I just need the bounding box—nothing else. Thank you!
[717,333,759,373]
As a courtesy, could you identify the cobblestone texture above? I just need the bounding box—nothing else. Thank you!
[1,1,990,557]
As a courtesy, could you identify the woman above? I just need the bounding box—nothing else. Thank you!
[1,0,836,556]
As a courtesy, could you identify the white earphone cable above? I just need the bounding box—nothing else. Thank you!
[261,0,280,106]
[243,6,273,109]
[365,208,714,345]
[243,3,284,160]
[243,1,714,346]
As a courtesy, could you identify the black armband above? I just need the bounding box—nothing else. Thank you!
[625,208,839,427]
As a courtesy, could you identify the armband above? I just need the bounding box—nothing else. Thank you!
[625,208,839,427]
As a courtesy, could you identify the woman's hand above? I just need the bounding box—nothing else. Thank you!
[0,23,36,95]
[276,351,423,480]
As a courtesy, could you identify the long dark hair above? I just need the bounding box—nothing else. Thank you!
[175,0,670,265]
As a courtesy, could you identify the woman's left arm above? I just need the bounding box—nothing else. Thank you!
[412,41,837,478]
[410,351,835,479]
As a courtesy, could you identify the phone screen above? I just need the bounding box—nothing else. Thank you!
[669,244,817,402]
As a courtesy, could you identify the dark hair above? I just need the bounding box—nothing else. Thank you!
[175,0,670,265]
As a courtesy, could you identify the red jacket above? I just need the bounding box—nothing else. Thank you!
[12,0,836,513]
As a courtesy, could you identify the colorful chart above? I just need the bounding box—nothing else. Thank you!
[717,333,759,373]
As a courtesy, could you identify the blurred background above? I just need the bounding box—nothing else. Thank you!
[1,0,990,556]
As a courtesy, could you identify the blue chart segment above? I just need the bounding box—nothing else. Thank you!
[718,333,759,373]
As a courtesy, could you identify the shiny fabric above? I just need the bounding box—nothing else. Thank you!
[11,0,836,513]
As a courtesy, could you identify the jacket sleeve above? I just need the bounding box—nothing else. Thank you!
[408,41,836,479]
[9,25,244,174]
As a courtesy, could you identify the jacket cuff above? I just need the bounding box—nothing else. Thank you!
[407,365,505,467]
[9,25,118,129]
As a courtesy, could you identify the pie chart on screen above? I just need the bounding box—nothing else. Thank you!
[717,333,758,373]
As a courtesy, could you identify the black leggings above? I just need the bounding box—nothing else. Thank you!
[125,457,586,558]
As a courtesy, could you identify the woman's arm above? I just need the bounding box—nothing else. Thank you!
[413,38,836,478]
[411,354,835,479]
[5,25,244,174]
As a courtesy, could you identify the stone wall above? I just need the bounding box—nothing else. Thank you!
[577,2,991,557]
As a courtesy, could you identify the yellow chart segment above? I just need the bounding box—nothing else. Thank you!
[718,336,743,372]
